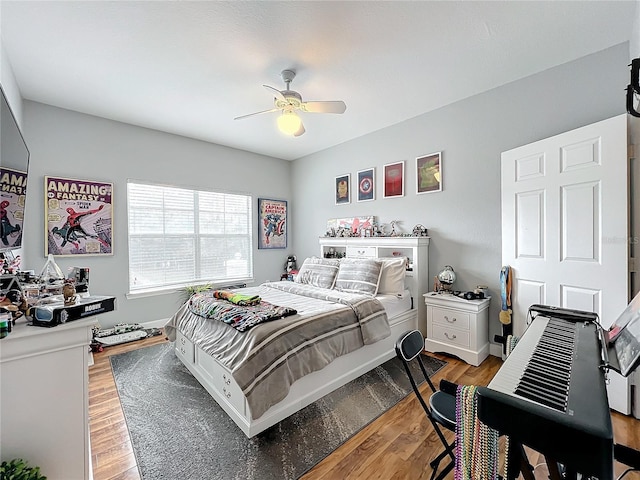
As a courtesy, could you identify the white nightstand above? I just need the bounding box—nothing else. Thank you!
[423,292,491,366]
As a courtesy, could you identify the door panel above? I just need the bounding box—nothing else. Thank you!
[502,113,630,413]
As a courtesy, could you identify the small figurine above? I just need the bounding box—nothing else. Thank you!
[285,255,297,273]
[63,280,77,306]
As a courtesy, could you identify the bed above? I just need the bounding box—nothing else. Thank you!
[164,255,419,438]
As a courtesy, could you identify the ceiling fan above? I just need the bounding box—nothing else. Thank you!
[234,69,347,137]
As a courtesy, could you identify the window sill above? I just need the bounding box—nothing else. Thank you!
[126,278,255,300]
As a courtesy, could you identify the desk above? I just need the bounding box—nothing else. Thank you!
[0,296,114,479]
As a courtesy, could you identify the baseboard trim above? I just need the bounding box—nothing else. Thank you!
[141,318,171,329]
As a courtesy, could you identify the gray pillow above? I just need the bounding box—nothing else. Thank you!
[294,257,340,289]
[334,258,382,296]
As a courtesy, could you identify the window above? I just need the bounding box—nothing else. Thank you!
[127,181,253,293]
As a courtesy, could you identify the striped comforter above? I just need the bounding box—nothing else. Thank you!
[164,282,390,420]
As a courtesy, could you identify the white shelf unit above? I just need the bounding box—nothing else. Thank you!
[319,236,430,334]
[423,292,491,366]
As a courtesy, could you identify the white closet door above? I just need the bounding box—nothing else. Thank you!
[501,113,630,414]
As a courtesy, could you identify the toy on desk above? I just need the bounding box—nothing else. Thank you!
[63,280,77,306]
[0,274,27,324]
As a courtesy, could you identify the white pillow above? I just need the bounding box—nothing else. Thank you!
[377,257,407,296]
[294,257,340,289]
[334,258,382,296]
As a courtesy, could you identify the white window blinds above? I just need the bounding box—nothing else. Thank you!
[127,182,253,292]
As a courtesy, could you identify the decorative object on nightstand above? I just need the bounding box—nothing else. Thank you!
[435,265,456,292]
[423,292,491,366]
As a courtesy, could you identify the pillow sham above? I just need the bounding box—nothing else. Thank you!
[294,257,340,289]
[334,258,383,296]
[377,257,407,296]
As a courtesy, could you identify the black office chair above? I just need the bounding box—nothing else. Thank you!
[395,330,457,480]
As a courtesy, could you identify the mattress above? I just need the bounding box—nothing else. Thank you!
[377,289,412,320]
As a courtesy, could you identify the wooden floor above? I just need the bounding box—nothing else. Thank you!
[89,332,640,480]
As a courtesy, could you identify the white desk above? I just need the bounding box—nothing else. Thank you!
[0,317,97,480]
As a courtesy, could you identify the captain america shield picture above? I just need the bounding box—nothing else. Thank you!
[357,168,375,202]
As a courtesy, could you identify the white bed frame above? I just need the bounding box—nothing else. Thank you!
[173,236,430,437]
[173,308,417,437]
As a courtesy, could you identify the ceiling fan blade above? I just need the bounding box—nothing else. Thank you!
[300,101,346,114]
[263,85,286,102]
[293,122,305,137]
[234,108,279,121]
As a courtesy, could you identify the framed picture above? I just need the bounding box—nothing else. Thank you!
[335,174,350,205]
[258,198,287,249]
[45,176,113,256]
[383,161,404,198]
[416,152,442,194]
[357,168,375,202]
[0,167,27,251]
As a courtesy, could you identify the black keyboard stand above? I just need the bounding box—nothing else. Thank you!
[615,443,640,469]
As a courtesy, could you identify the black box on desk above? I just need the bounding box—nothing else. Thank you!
[31,295,116,327]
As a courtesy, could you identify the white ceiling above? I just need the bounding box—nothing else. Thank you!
[1,1,637,161]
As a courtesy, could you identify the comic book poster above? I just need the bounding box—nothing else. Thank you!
[45,176,113,256]
[0,167,27,250]
[258,198,287,249]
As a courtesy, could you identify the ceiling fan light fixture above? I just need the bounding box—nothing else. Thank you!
[277,110,302,135]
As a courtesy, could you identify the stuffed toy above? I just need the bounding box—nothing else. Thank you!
[285,255,297,273]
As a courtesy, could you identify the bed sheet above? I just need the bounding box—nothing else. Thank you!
[165,282,390,419]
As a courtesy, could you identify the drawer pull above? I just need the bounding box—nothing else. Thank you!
[223,374,231,385]
[444,332,457,340]
[180,347,186,355]
[180,337,186,345]
[223,387,231,398]
[444,315,457,323]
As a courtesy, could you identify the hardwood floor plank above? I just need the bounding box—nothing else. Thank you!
[89,332,640,480]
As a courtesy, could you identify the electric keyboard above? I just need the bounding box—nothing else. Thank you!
[477,315,614,480]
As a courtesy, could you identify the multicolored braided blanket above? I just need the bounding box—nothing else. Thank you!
[189,291,296,332]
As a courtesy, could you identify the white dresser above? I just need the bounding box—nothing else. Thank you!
[423,292,490,366]
[0,318,97,480]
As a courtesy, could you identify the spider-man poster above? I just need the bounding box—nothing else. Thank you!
[45,176,113,256]
[258,198,287,249]
[0,167,27,251]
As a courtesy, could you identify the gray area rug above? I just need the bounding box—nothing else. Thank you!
[111,342,446,480]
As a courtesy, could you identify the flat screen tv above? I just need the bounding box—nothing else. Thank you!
[0,85,30,252]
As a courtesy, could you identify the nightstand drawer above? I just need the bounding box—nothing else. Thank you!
[431,324,470,348]
[346,246,377,258]
[431,307,470,330]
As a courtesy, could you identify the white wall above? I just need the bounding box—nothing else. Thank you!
[21,103,292,327]
[0,35,23,126]
[291,43,630,349]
